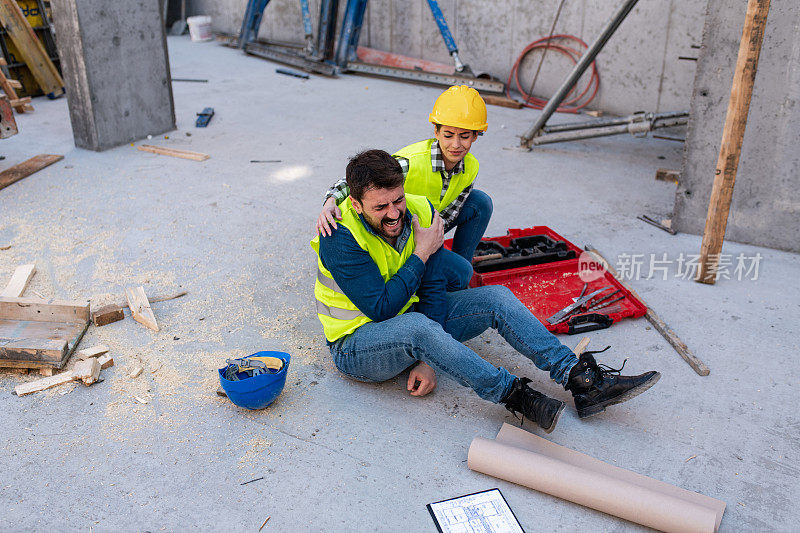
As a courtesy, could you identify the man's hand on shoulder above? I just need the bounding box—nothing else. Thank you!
[317,196,343,237]
[408,361,437,397]
[412,211,444,263]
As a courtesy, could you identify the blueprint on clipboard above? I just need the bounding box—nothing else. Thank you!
[427,488,524,533]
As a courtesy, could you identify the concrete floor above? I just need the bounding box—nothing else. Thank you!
[1,37,798,532]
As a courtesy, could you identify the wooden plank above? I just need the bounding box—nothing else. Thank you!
[137,145,210,161]
[696,0,770,285]
[1,263,36,297]
[655,168,680,184]
[14,370,74,395]
[9,97,31,107]
[0,0,64,98]
[0,318,87,366]
[14,358,100,396]
[0,297,89,323]
[125,286,159,331]
[76,344,109,360]
[91,303,124,326]
[0,155,63,192]
[7,79,21,89]
[481,94,523,109]
[584,246,710,376]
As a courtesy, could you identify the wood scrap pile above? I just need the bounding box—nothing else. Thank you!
[1,261,187,396]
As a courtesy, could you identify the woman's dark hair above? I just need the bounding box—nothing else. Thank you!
[345,150,405,201]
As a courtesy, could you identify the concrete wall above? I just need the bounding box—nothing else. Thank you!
[187,0,704,115]
[51,0,175,151]
[674,0,799,252]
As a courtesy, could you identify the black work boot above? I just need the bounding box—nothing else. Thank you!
[503,378,565,433]
[566,349,660,419]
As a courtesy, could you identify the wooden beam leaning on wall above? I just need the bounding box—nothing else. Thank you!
[0,155,63,192]
[0,0,64,98]
[696,0,771,284]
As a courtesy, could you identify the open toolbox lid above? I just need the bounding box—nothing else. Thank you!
[445,227,647,334]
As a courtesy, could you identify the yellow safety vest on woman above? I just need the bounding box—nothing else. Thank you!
[310,193,434,342]
[393,139,479,213]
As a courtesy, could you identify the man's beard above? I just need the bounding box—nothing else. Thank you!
[364,209,405,240]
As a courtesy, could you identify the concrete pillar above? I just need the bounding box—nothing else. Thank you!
[674,0,799,252]
[51,0,175,151]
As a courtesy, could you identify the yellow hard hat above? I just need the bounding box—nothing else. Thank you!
[428,85,488,132]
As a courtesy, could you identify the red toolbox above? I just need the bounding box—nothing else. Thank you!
[446,227,647,334]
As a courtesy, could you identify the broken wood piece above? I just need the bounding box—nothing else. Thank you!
[14,370,74,396]
[137,144,209,161]
[9,97,31,107]
[129,365,143,379]
[0,155,64,192]
[481,94,523,109]
[7,79,21,89]
[97,354,114,370]
[125,286,159,331]
[1,263,36,297]
[91,303,124,326]
[38,367,53,376]
[585,110,604,117]
[134,396,149,404]
[573,337,590,356]
[112,290,188,310]
[71,357,101,385]
[655,168,680,184]
[77,344,109,360]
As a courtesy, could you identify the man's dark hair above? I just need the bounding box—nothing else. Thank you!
[345,149,405,202]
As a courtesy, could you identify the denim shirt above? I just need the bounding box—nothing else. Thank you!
[317,209,427,331]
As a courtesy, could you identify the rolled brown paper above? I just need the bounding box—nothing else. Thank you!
[467,424,725,533]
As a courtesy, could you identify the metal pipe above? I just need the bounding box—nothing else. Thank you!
[531,117,688,146]
[520,0,641,147]
[316,0,339,61]
[543,111,688,133]
[334,0,368,67]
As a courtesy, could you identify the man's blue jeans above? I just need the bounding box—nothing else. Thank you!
[329,285,578,403]
[440,189,493,291]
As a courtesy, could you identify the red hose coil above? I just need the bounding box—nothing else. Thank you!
[506,34,600,113]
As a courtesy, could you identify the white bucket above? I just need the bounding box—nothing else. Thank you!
[187,16,213,42]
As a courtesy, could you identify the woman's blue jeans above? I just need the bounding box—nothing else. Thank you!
[441,189,493,291]
[329,285,577,403]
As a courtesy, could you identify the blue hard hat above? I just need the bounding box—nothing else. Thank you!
[218,351,290,410]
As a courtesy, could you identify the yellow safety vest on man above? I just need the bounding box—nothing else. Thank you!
[310,193,434,342]
[393,139,479,213]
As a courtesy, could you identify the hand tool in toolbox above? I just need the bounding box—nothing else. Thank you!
[547,286,613,324]
[550,288,622,325]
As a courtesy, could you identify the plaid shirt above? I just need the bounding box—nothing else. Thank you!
[323,140,475,231]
